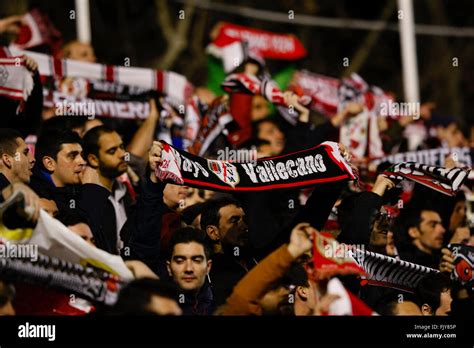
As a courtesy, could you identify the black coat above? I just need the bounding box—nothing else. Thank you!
[209,251,256,307]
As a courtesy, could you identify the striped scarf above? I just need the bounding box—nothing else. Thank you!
[6,46,193,108]
[351,248,438,292]
[382,162,470,196]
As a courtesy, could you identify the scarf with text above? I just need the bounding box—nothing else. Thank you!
[207,22,307,62]
[42,76,152,119]
[382,162,470,196]
[156,141,356,192]
[370,147,473,169]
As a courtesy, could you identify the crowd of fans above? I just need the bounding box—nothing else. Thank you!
[0,11,473,318]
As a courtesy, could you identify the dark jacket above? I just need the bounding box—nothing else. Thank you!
[29,169,136,255]
[209,251,257,307]
[397,242,441,269]
[178,280,215,316]
[338,191,383,246]
[128,178,168,274]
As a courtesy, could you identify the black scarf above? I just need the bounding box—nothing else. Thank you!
[155,141,356,192]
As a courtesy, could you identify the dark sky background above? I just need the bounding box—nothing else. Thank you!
[2,0,473,130]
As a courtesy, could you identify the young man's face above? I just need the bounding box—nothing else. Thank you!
[167,242,211,292]
[415,210,446,251]
[7,138,35,184]
[96,132,128,179]
[49,143,85,187]
[218,204,249,248]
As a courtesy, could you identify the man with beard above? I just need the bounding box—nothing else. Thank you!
[200,197,257,307]
[82,126,136,254]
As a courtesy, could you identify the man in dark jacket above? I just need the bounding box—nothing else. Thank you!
[165,227,214,315]
[30,129,86,208]
[396,205,446,269]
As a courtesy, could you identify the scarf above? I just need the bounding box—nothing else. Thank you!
[382,162,470,196]
[371,147,473,169]
[0,250,122,305]
[338,73,388,159]
[351,248,438,291]
[222,72,310,124]
[309,231,366,281]
[0,57,34,111]
[156,141,356,192]
[289,70,340,116]
[11,9,63,55]
[0,192,133,280]
[42,75,152,119]
[186,96,234,156]
[7,46,193,110]
[207,22,307,61]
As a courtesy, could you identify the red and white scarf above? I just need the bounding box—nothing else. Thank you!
[0,57,34,112]
[207,22,307,62]
[7,46,193,109]
[222,72,310,124]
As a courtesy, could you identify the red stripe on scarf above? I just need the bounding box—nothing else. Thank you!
[182,174,350,192]
[105,65,115,82]
[156,71,164,92]
[52,57,63,77]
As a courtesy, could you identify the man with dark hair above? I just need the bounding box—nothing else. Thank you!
[416,273,453,316]
[109,278,182,315]
[0,128,40,220]
[81,126,136,255]
[166,227,214,315]
[395,204,446,269]
[0,128,35,187]
[33,129,85,189]
[200,196,256,307]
